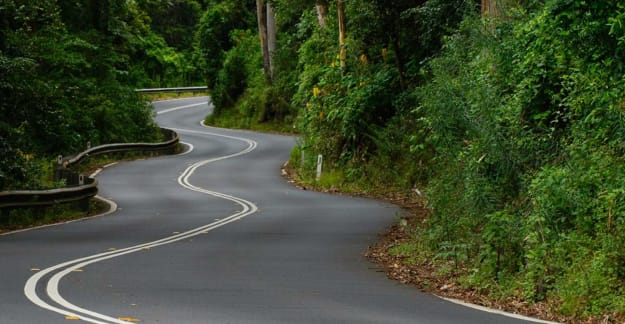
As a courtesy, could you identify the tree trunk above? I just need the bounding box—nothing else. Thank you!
[315,0,329,29]
[337,0,346,69]
[267,2,277,78]
[256,0,271,80]
[481,0,499,17]
[391,35,406,90]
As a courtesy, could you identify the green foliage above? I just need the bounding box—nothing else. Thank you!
[203,0,302,130]
[211,30,260,112]
[299,63,399,162]
[4,0,623,318]
[0,0,161,190]
[193,0,255,88]
[406,0,625,317]
[286,0,625,318]
[0,198,105,232]
[140,0,202,50]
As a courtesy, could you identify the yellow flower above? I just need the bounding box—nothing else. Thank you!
[360,54,368,65]
[313,87,321,97]
[18,150,34,160]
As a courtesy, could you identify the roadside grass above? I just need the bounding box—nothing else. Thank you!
[0,199,108,234]
[283,145,584,323]
[204,107,297,134]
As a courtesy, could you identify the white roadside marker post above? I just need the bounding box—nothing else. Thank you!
[316,154,323,181]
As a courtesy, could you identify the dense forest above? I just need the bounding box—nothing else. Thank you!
[203,0,625,319]
[0,0,210,190]
[3,0,625,319]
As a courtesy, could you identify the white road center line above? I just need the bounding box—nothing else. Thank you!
[24,101,257,323]
[156,102,206,115]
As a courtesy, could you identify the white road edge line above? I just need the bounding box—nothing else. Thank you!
[0,161,120,238]
[25,101,256,323]
[438,297,559,324]
[0,196,117,238]
[177,141,194,156]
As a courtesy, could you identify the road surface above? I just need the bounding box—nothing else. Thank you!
[0,97,544,323]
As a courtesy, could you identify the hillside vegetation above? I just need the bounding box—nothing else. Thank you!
[203,0,625,319]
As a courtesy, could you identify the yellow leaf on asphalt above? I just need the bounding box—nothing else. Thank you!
[118,317,140,322]
[65,315,80,320]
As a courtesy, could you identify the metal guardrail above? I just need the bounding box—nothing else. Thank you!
[135,86,208,94]
[65,128,179,168]
[0,128,179,211]
[0,178,98,209]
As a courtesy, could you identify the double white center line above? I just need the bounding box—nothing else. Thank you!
[24,102,257,323]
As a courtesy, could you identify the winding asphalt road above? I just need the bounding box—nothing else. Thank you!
[0,97,545,323]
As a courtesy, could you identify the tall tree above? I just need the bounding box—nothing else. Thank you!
[256,0,271,79]
[481,0,499,17]
[315,0,329,28]
[267,2,277,77]
[337,0,346,68]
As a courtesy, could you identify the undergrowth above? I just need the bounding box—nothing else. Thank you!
[0,199,107,233]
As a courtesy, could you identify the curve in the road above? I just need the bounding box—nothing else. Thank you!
[17,97,553,324]
[24,102,255,324]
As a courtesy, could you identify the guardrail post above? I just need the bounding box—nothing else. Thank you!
[53,155,64,182]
